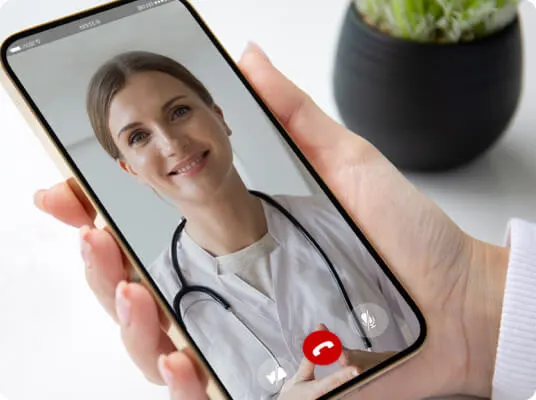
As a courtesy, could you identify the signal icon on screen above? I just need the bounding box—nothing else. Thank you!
[137,0,168,11]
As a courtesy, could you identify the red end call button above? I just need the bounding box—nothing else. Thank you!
[302,330,343,366]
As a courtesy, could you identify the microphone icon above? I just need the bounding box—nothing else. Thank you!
[360,309,377,331]
[349,303,390,338]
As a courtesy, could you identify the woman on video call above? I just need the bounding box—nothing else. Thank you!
[85,50,418,399]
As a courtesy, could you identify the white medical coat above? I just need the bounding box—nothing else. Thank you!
[147,194,422,399]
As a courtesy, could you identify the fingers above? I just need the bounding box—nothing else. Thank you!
[116,281,177,384]
[314,366,359,398]
[340,348,397,374]
[292,357,316,384]
[316,323,328,331]
[158,351,209,400]
[338,348,370,374]
[80,226,128,322]
[292,323,331,383]
[237,43,351,158]
[66,177,98,221]
[338,347,352,368]
[35,179,96,228]
[313,324,361,372]
[82,226,179,384]
[80,225,171,328]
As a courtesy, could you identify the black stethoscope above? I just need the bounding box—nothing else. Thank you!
[170,190,373,389]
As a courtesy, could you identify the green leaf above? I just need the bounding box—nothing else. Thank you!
[414,0,425,16]
[353,0,519,42]
[392,0,410,37]
[404,0,419,33]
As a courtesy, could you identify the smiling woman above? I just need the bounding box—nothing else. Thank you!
[86,51,258,251]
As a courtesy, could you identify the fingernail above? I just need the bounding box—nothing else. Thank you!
[158,355,175,388]
[316,323,328,331]
[243,41,257,54]
[116,281,131,326]
[79,226,92,268]
[34,189,48,212]
[242,41,271,63]
[351,369,359,377]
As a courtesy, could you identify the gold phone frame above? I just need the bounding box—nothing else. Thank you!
[0,1,427,399]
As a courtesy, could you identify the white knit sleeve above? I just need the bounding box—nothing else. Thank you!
[492,218,536,400]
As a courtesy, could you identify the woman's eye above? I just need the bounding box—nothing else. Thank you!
[171,106,191,120]
[128,131,148,146]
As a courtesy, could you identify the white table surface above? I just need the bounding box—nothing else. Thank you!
[0,0,535,399]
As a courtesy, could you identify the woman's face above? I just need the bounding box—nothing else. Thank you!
[108,71,234,204]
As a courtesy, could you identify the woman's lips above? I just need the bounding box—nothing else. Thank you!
[168,150,210,177]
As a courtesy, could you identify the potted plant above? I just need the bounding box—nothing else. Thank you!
[333,0,524,171]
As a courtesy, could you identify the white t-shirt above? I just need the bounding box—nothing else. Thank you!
[216,232,278,300]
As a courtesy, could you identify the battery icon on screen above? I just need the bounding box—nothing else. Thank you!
[10,46,21,53]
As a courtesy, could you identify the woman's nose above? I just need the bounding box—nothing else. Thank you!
[156,130,189,157]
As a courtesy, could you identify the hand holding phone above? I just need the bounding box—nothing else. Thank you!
[29,42,491,400]
[2,2,503,399]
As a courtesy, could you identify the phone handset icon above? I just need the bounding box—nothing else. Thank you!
[303,331,342,365]
[312,341,335,357]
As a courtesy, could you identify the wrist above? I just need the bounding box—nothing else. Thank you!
[461,238,509,398]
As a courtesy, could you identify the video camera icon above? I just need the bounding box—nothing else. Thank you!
[257,358,294,394]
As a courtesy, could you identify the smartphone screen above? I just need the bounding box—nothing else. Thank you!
[2,1,425,398]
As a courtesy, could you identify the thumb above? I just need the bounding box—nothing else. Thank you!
[313,324,351,366]
[316,323,329,331]
[291,356,316,384]
[237,42,350,157]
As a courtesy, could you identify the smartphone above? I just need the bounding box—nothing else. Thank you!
[0,1,426,399]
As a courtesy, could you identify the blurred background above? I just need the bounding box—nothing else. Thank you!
[0,0,535,399]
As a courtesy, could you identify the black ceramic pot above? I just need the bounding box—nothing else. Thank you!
[333,4,523,172]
